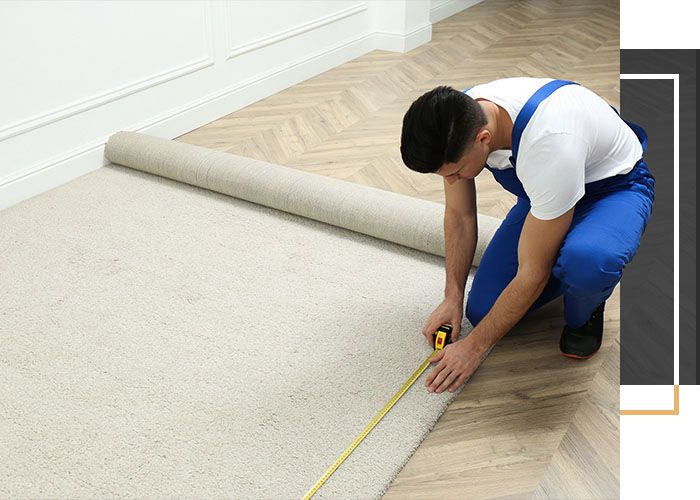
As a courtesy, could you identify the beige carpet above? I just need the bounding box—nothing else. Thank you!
[0,133,501,498]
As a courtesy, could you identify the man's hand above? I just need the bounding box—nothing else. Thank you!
[421,297,464,346]
[425,334,487,393]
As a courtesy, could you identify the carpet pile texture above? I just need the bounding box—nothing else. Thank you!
[0,133,499,498]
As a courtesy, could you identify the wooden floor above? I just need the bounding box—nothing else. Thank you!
[178,0,620,497]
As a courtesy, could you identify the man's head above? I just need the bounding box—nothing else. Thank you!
[400,86,490,183]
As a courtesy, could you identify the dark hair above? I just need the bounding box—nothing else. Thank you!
[400,86,487,174]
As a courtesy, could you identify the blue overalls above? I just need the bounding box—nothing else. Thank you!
[465,80,656,329]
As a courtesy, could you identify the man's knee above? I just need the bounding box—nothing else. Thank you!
[554,242,624,297]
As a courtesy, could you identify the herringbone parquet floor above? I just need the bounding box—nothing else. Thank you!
[178,0,621,497]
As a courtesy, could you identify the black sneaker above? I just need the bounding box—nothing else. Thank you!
[560,302,605,359]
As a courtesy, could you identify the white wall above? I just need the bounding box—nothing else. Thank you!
[0,0,478,210]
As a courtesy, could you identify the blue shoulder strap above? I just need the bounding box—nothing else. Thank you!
[511,79,578,163]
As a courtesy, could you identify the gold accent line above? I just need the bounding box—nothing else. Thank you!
[620,385,680,415]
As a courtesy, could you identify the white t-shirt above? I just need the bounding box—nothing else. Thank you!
[465,77,644,220]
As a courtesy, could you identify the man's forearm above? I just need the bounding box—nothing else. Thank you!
[470,272,548,353]
[444,210,477,301]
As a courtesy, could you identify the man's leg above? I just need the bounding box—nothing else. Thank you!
[466,198,562,327]
[466,163,654,354]
[553,178,654,329]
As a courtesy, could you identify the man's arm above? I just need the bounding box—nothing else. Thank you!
[443,177,478,302]
[421,178,478,346]
[425,206,575,393]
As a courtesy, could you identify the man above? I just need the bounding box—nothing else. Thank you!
[399,78,655,394]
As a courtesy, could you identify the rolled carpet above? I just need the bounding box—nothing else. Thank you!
[104,131,501,263]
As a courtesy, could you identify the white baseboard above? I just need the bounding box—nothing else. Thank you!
[430,0,483,24]
[0,140,108,211]
[374,23,433,53]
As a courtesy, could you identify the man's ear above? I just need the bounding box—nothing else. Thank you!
[476,127,491,146]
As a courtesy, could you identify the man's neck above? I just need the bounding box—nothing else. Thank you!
[478,100,513,152]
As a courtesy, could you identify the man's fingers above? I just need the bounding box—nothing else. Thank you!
[435,370,458,393]
[429,349,445,364]
[424,361,445,388]
[425,363,437,386]
[423,324,437,345]
[448,373,468,393]
[426,363,449,392]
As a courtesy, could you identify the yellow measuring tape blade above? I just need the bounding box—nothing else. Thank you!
[302,349,438,499]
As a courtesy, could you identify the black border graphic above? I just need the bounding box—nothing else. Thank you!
[620,50,696,385]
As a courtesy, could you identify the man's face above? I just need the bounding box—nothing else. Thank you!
[436,131,490,184]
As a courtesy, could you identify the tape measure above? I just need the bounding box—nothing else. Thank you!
[302,324,453,499]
